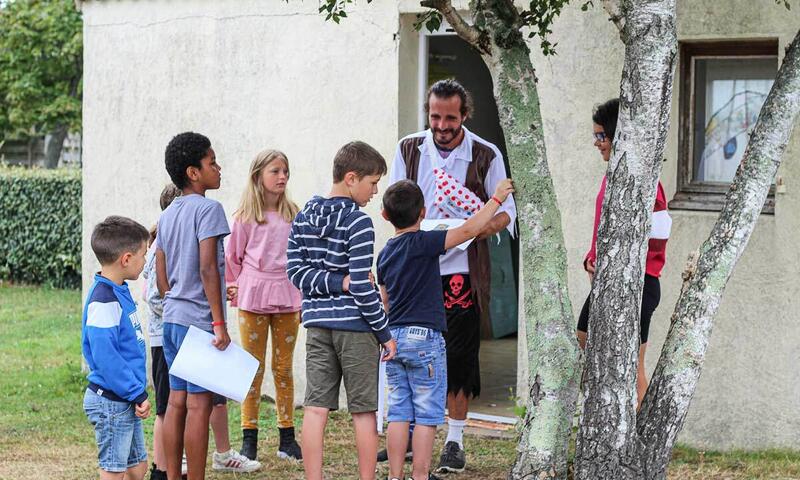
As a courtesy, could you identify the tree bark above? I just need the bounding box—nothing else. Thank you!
[44,124,68,169]
[574,1,677,478]
[424,2,582,478]
[636,29,800,480]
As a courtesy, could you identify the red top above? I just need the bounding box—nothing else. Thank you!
[584,176,669,278]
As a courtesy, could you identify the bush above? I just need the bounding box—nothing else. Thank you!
[0,166,81,288]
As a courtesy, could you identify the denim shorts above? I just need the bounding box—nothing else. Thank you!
[163,322,209,394]
[386,326,447,426]
[83,388,147,472]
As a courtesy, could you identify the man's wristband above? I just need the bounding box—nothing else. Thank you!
[491,196,503,206]
[211,321,225,327]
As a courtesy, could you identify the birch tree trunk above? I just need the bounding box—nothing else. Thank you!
[574,1,676,478]
[636,30,800,480]
[420,1,582,477]
[477,5,582,479]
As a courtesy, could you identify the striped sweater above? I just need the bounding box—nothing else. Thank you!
[287,196,390,344]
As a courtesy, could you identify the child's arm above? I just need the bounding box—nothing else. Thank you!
[155,248,168,298]
[84,301,148,405]
[345,213,392,344]
[199,236,230,351]
[444,179,515,250]
[224,220,247,301]
[379,285,390,314]
[287,225,349,295]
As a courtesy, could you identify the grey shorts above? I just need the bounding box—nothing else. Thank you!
[304,327,380,413]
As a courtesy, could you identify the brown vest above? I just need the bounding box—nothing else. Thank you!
[399,135,494,324]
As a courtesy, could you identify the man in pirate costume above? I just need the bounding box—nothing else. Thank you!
[387,79,516,473]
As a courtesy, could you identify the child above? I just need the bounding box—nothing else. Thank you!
[155,132,233,480]
[145,185,258,479]
[226,149,303,461]
[82,215,152,480]
[287,141,397,480]
[377,179,514,480]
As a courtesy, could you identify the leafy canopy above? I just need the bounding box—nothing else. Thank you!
[0,0,82,141]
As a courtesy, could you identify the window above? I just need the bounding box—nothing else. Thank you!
[671,40,779,213]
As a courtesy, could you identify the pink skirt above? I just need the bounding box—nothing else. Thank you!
[232,269,301,314]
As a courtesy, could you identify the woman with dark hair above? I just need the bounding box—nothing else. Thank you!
[577,98,671,408]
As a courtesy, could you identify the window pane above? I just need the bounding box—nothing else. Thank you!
[693,57,777,183]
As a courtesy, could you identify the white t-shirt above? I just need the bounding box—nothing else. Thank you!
[389,127,517,276]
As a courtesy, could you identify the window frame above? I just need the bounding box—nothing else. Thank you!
[671,39,779,214]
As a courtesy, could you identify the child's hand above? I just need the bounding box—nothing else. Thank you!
[381,338,397,362]
[368,271,375,286]
[585,259,596,282]
[493,178,515,203]
[135,399,151,419]
[212,324,231,351]
[226,286,238,302]
[342,275,351,292]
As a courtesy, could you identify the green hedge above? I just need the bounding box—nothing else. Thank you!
[0,167,81,288]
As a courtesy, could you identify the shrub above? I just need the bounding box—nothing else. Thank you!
[0,166,81,288]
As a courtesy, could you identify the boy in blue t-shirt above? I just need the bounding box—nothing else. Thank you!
[82,215,152,480]
[155,132,232,480]
[376,178,514,480]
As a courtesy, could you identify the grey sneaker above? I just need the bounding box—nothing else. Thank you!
[377,444,413,462]
[435,441,466,473]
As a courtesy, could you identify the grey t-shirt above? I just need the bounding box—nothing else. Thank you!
[156,194,230,330]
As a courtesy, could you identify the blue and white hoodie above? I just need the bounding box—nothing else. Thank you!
[81,273,148,404]
[287,196,390,344]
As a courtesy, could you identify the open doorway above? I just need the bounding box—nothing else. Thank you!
[417,28,520,420]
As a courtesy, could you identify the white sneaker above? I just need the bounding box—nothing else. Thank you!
[212,449,262,473]
[181,454,188,475]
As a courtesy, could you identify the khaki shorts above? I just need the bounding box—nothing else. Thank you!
[304,327,380,413]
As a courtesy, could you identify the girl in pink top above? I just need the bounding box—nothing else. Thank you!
[576,98,671,409]
[226,149,302,461]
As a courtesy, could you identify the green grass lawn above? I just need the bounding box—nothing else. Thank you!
[1,284,799,480]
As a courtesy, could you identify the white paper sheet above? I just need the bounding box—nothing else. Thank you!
[377,359,387,434]
[169,325,259,403]
[420,219,472,250]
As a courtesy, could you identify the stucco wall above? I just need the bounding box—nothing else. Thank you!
[81,0,402,408]
[81,0,800,449]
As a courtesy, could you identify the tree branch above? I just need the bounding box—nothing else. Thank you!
[420,0,485,51]
[601,0,625,35]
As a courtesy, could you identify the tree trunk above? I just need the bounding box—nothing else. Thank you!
[636,29,800,480]
[444,2,582,478]
[44,124,68,169]
[574,0,677,478]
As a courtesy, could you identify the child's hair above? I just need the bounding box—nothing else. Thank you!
[382,180,424,229]
[332,141,388,183]
[165,132,211,189]
[150,184,183,245]
[592,98,620,142]
[234,149,299,224]
[160,183,182,210]
[91,216,150,265]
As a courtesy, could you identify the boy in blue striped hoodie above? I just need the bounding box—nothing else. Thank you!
[82,216,151,480]
[287,141,397,480]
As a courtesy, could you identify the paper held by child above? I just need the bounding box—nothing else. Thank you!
[169,325,259,402]
[420,219,472,251]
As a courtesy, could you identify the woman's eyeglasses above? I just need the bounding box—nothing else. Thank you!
[593,132,608,143]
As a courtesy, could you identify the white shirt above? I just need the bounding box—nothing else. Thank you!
[389,127,517,275]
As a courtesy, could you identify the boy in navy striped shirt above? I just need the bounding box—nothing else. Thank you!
[288,141,397,480]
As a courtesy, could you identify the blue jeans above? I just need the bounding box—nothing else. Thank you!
[163,322,210,393]
[386,326,447,426]
[83,388,147,472]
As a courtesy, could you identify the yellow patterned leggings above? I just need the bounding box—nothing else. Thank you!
[238,310,300,430]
